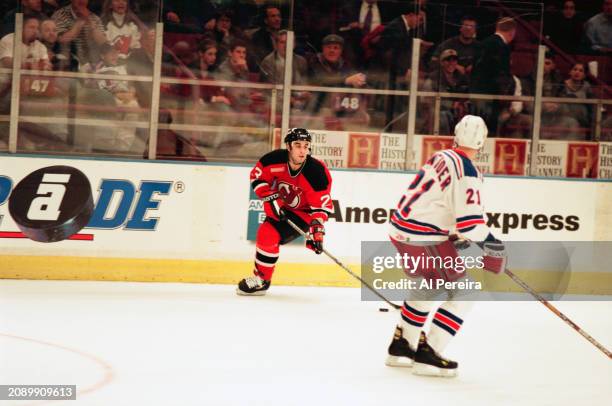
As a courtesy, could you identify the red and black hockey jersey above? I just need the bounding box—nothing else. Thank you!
[250,149,334,223]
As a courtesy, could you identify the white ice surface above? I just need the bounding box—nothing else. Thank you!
[1,280,611,406]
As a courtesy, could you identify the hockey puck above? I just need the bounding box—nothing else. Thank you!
[9,165,93,242]
[379,307,389,312]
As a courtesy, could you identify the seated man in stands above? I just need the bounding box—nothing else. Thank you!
[52,0,107,69]
[209,9,246,64]
[307,34,369,130]
[40,18,60,66]
[260,30,310,111]
[308,34,366,88]
[0,15,52,102]
[249,4,283,70]
[0,16,50,70]
[40,18,78,71]
[217,40,266,116]
[583,0,612,54]
[424,49,469,135]
[430,16,480,77]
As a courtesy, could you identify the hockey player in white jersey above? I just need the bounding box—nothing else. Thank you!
[385,115,506,377]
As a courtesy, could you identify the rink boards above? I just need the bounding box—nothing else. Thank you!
[0,155,611,295]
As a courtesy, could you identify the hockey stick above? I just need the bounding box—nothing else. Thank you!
[285,218,402,310]
[504,268,612,359]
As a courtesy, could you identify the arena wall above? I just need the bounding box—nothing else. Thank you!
[0,155,610,295]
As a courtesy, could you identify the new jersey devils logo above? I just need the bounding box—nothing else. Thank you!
[278,182,302,208]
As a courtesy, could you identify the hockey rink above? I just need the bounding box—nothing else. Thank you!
[1,279,610,406]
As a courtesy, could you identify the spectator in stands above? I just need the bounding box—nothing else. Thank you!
[308,34,366,88]
[424,49,469,135]
[0,16,50,69]
[52,0,107,68]
[217,40,250,80]
[307,34,369,129]
[196,39,231,107]
[94,42,139,151]
[260,30,308,84]
[471,17,517,134]
[337,0,393,68]
[249,4,282,69]
[197,39,219,76]
[545,0,584,54]
[377,5,421,87]
[210,9,246,65]
[40,18,59,68]
[217,40,265,114]
[1,0,49,38]
[39,17,80,71]
[430,16,480,77]
[339,0,390,34]
[558,62,594,134]
[539,54,582,140]
[101,0,142,62]
[95,43,132,96]
[163,0,217,34]
[542,53,565,96]
[260,30,310,111]
[583,0,612,54]
[415,0,443,48]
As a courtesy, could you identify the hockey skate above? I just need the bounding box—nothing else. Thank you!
[385,327,424,367]
[412,334,458,378]
[236,275,271,296]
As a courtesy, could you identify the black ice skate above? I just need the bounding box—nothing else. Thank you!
[413,334,458,378]
[236,275,271,296]
[385,327,421,367]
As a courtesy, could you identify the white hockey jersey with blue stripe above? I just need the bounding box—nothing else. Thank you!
[390,148,492,242]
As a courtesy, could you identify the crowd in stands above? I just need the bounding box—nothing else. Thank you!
[0,0,611,151]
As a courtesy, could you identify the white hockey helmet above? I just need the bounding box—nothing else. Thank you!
[454,115,488,150]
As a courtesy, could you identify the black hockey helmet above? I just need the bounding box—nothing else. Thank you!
[284,128,312,144]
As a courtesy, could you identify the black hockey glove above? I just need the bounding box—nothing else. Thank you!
[261,192,286,221]
[449,234,470,250]
[306,219,325,254]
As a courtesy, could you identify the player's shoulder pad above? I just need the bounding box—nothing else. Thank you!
[303,156,330,191]
[456,152,479,178]
[259,149,288,167]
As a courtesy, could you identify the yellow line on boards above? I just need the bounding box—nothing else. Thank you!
[0,256,610,295]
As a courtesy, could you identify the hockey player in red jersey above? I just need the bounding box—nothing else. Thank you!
[237,128,334,296]
[384,115,507,377]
